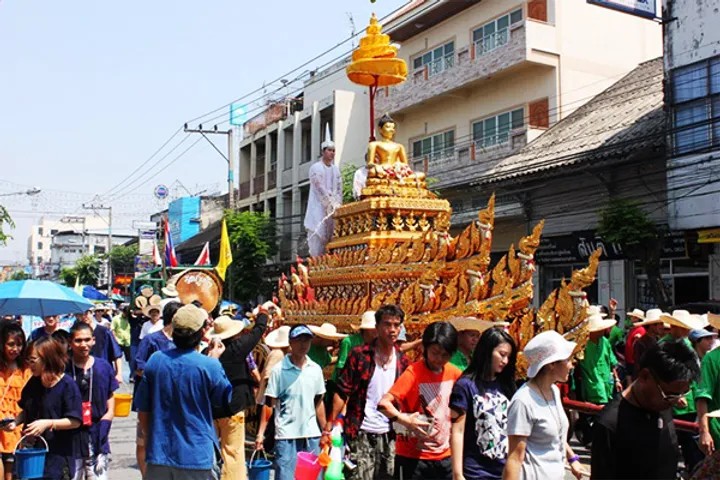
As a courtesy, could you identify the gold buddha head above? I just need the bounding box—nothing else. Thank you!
[378,113,396,140]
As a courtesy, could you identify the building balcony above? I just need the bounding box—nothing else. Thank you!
[411,128,529,189]
[376,21,557,115]
[239,181,251,200]
[253,174,265,195]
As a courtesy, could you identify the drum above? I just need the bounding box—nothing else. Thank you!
[174,269,223,313]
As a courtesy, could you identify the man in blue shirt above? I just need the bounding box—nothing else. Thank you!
[136,304,231,480]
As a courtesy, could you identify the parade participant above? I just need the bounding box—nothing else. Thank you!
[66,322,118,480]
[0,324,31,480]
[660,310,696,348]
[353,164,368,200]
[308,323,346,369]
[623,308,646,376]
[691,329,718,361]
[255,324,327,480]
[378,321,462,479]
[4,337,82,480]
[133,300,181,478]
[255,326,290,453]
[448,318,481,372]
[209,309,268,480]
[139,304,163,340]
[135,304,230,480]
[93,306,111,329]
[76,309,123,385]
[448,317,507,372]
[578,314,621,404]
[333,311,377,380]
[111,305,132,365]
[450,327,517,480]
[632,309,666,376]
[30,315,60,342]
[327,305,410,480]
[304,138,342,257]
[696,327,720,458]
[503,331,584,480]
[591,341,699,479]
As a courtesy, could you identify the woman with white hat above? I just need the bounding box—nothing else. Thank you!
[504,331,584,480]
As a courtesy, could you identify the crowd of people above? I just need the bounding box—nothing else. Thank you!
[0,298,719,480]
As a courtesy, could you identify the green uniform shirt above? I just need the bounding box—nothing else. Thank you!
[331,333,364,381]
[578,336,617,404]
[659,334,697,415]
[449,350,469,371]
[308,344,332,368]
[608,325,625,349]
[696,348,720,444]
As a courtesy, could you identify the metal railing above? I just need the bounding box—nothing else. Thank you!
[239,181,250,199]
[473,28,509,57]
[253,174,265,194]
[427,54,455,77]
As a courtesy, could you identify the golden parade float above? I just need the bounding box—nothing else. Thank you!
[278,15,601,376]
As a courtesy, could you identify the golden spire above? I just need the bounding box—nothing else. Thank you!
[346,13,407,87]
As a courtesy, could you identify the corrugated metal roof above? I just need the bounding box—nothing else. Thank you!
[470,57,665,186]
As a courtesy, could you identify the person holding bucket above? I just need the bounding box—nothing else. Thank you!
[66,322,119,480]
[4,336,82,480]
[0,323,32,480]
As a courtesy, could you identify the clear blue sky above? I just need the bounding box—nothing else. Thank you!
[0,0,406,262]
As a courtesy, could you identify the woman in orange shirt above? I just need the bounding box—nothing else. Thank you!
[0,323,32,480]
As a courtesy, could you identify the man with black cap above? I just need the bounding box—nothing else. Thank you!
[255,324,327,480]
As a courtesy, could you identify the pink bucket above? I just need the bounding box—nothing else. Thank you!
[295,451,322,480]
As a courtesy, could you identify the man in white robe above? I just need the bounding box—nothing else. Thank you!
[304,140,342,257]
[352,165,368,200]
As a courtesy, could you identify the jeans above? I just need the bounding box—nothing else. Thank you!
[394,455,452,480]
[274,437,320,480]
[145,465,216,480]
[214,411,246,480]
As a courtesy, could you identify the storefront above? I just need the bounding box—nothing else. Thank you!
[535,229,708,314]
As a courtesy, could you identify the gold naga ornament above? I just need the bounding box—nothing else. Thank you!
[278,15,601,377]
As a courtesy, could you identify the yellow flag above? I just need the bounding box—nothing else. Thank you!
[216,218,233,281]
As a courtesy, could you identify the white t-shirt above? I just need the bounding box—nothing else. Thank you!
[507,383,568,480]
[139,320,163,340]
[360,354,396,434]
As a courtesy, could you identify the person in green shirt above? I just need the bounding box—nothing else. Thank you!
[659,310,699,350]
[578,314,621,404]
[697,342,720,458]
[448,317,508,371]
[111,305,132,363]
[332,310,377,382]
[308,322,347,368]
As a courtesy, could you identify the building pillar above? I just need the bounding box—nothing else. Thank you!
[311,101,321,161]
[291,187,302,257]
[249,140,258,197]
[292,112,301,186]
[265,132,273,192]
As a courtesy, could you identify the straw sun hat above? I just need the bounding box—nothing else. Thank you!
[309,323,348,341]
[351,311,377,331]
[209,315,245,340]
[636,309,666,327]
[265,326,290,349]
[586,314,617,333]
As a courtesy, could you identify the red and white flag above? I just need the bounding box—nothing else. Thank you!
[152,239,163,266]
[194,242,211,266]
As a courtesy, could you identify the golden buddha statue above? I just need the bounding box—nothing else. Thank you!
[366,114,426,187]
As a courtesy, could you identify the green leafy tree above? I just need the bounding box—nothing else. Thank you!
[108,244,139,274]
[225,211,278,302]
[59,267,78,287]
[597,199,670,309]
[9,270,29,281]
[74,255,101,286]
[0,205,14,246]
[341,164,358,204]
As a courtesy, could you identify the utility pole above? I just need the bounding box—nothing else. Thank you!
[183,124,236,209]
[83,202,112,287]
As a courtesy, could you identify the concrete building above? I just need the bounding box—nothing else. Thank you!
[237,61,370,261]
[663,0,720,301]
[376,0,661,197]
[49,228,136,278]
[26,215,108,277]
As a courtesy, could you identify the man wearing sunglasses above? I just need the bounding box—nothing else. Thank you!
[590,341,700,479]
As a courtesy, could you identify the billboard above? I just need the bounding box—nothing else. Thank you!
[168,196,202,245]
[587,0,656,19]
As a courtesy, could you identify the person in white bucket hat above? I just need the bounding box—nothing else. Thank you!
[660,310,699,349]
[505,331,585,480]
[631,309,667,380]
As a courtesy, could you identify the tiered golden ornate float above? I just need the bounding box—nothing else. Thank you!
[278,15,600,375]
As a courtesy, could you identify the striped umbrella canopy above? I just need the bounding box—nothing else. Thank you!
[0,280,94,317]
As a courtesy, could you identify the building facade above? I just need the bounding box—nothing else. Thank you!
[664,0,720,301]
[49,229,136,278]
[26,215,108,277]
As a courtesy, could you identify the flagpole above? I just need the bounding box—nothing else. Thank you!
[162,217,168,282]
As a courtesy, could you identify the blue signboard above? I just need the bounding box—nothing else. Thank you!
[168,196,201,245]
[587,0,656,19]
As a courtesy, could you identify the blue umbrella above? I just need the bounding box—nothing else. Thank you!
[0,280,94,317]
[82,285,109,301]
